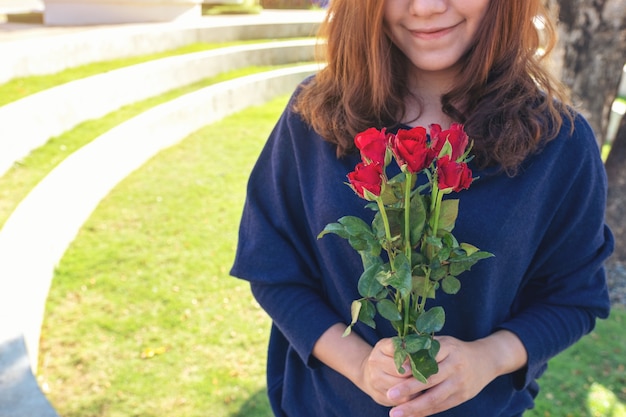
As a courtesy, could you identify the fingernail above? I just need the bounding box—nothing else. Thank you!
[390,409,404,417]
[388,388,400,401]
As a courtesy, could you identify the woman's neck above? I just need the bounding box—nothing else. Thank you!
[402,67,459,128]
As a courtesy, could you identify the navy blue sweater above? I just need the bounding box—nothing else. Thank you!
[231,89,613,416]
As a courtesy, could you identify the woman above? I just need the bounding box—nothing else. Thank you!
[230,1,613,416]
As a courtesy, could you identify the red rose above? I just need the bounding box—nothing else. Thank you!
[392,126,431,173]
[347,162,384,199]
[355,128,389,166]
[437,155,473,192]
[429,123,469,161]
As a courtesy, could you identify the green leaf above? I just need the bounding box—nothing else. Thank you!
[364,202,378,211]
[381,253,412,297]
[438,199,459,232]
[372,212,386,240]
[358,299,377,328]
[392,337,408,374]
[319,216,382,255]
[380,178,403,205]
[430,262,447,281]
[411,251,427,266]
[348,235,370,251]
[411,274,428,294]
[459,242,479,256]
[357,260,385,298]
[429,339,441,359]
[388,171,408,184]
[441,232,458,248]
[441,275,461,295]
[348,300,362,327]
[338,215,372,234]
[448,250,494,276]
[317,222,349,239]
[416,306,445,334]
[425,235,442,249]
[404,334,432,353]
[385,208,404,242]
[438,138,453,159]
[408,349,439,382]
[360,252,382,271]
[377,299,402,322]
[385,146,394,168]
[436,247,451,262]
[375,287,390,300]
[409,193,427,245]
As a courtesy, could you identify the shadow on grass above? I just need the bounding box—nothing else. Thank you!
[233,388,272,417]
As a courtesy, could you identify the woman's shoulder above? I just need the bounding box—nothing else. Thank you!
[544,108,601,160]
[278,74,317,124]
[262,74,337,160]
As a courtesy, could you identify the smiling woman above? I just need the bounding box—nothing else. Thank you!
[230,0,614,416]
[382,0,489,75]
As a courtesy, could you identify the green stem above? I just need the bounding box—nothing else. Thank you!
[429,185,444,240]
[430,182,440,236]
[402,172,413,337]
[376,198,395,267]
[404,172,413,259]
[402,296,411,337]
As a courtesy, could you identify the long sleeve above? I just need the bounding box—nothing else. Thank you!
[496,115,613,389]
[230,95,347,365]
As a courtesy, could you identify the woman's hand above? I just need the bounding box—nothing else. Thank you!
[312,324,415,407]
[356,338,414,406]
[385,330,528,417]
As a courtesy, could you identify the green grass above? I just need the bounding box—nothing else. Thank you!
[0,63,308,229]
[0,39,285,107]
[38,95,290,417]
[202,3,263,15]
[529,307,626,417]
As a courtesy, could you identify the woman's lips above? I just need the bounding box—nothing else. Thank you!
[410,23,460,40]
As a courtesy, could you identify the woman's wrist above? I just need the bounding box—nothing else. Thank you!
[312,323,373,388]
[476,330,528,377]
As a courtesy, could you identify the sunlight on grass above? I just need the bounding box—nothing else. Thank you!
[528,308,626,417]
[38,95,290,417]
[588,383,626,417]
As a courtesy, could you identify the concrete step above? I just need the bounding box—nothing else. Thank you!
[0,9,324,83]
[0,38,317,176]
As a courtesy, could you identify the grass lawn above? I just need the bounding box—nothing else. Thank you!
[34,92,626,416]
[37,95,289,417]
[529,307,626,417]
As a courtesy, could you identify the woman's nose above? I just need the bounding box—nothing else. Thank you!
[409,0,447,17]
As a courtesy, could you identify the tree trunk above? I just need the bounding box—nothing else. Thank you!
[605,115,626,263]
[545,0,626,266]
[546,0,626,145]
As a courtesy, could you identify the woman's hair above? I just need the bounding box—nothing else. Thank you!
[293,0,572,174]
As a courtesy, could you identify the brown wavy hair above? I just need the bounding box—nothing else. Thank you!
[293,0,572,174]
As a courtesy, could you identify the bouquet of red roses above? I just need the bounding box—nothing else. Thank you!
[318,124,493,382]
